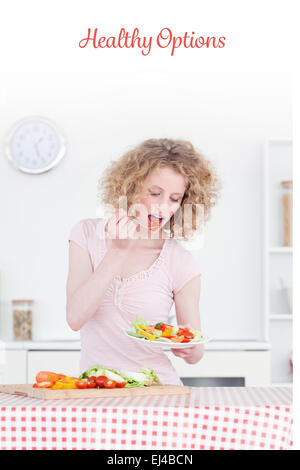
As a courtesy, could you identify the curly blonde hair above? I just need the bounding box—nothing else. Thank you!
[98,138,222,240]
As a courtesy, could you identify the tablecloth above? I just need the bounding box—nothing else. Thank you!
[0,386,292,450]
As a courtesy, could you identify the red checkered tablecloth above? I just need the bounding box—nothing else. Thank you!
[0,386,292,450]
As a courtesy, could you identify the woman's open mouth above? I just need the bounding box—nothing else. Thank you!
[148,214,164,230]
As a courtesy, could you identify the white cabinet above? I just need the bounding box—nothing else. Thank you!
[167,350,271,386]
[27,351,81,383]
[0,350,27,384]
[1,347,270,386]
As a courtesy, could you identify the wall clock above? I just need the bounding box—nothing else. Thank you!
[5,116,66,174]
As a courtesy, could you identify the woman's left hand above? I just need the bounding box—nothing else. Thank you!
[171,323,205,364]
[171,343,204,364]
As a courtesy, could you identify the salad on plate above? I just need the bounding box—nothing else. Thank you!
[126,317,206,344]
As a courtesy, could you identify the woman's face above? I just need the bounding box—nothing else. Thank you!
[135,166,186,232]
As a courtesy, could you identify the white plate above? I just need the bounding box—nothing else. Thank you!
[125,331,212,349]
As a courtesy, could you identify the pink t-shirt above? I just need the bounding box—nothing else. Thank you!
[68,217,201,385]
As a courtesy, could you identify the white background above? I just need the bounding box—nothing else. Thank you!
[0,0,298,448]
[0,1,292,343]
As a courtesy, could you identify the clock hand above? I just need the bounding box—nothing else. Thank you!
[34,137,43,158]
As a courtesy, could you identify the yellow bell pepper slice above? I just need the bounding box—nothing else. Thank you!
[162,327,173,337]
[138,330,156,341]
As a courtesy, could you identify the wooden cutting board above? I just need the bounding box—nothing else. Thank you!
[0,383,190,400]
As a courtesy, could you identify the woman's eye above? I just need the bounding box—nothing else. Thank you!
[171,198,180,203]
[150,193,160,197]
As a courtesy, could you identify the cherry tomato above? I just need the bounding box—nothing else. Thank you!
[104,379,117,389]
[88,376,97,383]
[75,381,88,389]
[33,383,38,388]
[95,376,108,388]
[86,380,97,388]
[116,381,127,388]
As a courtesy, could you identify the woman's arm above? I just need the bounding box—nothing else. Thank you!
[66,209,143,331]
[66,242,127,331]
[171,274,205,364]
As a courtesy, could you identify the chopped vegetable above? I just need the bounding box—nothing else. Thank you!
[79,365,106,380]
[104,379,117,389]
[86,379,97,388]
[138,330,157,341]
[75,381,88,389]
[105,369,128,384]
[36,381,53,388]
[36,371,60,385]
[95,376,108,388]
[128,316,204,344]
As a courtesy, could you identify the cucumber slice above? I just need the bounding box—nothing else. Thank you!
[126,331,148,340]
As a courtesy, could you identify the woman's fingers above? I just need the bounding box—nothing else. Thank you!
[178,323,193,330]
[171,348,188,357]
[171,345,197,358]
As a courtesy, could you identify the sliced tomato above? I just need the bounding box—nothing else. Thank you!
[86,380,97,388]
[178,329,194,339]
[104,379,117,389]
[75,381,88,389]
[116,381,127,388]
[182,338,191,343]
[95,376,108,388]
[88,376,97,383]
[182,330,194,339]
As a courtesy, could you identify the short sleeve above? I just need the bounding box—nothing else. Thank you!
[68,219,89,251]
[170,243,201,295]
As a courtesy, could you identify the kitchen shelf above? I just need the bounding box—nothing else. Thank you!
[269,247,293,254]
[269,314,293,320]
[263,139,293,385]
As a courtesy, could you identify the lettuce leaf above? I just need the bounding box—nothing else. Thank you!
[141,365,161,384]
[79,364,106,379]
[105,369,127,383]
[131,316,149,334]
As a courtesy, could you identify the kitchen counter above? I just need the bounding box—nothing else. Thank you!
[0,386,292,450]
[0,339,271,351]
[0,340,273,387]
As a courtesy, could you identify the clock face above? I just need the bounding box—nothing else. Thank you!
[6,117,66,174]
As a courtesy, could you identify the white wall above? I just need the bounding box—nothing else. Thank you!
[0,1,292,341]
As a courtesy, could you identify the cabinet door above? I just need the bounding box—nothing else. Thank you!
[27,351,81,383]
[165,350,271,386]
[0,350,27,384]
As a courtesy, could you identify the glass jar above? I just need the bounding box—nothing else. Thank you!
[281,180,293,246]
[12,300,34,341]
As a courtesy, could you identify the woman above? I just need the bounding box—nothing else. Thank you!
[66,138,220,385]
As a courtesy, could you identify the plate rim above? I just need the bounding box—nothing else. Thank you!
[124,331,211,348]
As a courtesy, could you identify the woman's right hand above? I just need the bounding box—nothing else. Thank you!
[104,208,146,254]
